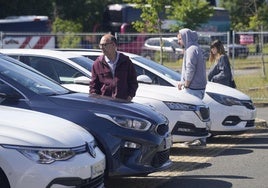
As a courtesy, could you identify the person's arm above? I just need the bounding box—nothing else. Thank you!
[89,62,101,95]
[210,55,232,83]
[127,59,138,99]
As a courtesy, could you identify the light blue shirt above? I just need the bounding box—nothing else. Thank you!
[105,52,119,77]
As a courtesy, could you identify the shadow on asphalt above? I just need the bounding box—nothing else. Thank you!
[155,175,252,188]
[106,175,242,188]
[105,128,267,188]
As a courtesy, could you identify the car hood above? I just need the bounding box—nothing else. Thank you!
[136,84,205,105]
[50,92,167,124]
[62,83,205,106]
[0,106,93,147]
[206,82,251,100]
[168,79,251,100]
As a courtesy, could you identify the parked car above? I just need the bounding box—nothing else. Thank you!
[198,32,249,58]
[142,37,184,61]
[70,49,256,135]
[1,49,211,147]
[0,105,105,188]
[0,53,172,177]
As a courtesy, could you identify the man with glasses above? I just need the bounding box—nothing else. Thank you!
[90,33,138,101]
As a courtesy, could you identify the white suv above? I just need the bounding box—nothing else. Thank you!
[0,105,105,188]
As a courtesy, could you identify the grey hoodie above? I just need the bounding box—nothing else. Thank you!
[179,28,207,90]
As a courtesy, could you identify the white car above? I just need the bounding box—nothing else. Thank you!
[0,105,105,188]
[0,49,211,147]
[142,37,184,61]
[68,49,256,135]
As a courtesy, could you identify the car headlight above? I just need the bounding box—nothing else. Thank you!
[163,101,197,111]
[207,92,243,106]
[95,113,151,131]
[2,145,75,164]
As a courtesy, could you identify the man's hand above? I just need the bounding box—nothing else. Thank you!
[178,81,184,90]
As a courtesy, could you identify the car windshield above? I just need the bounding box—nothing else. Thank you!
[132,56,181,81]
[0,55,70,96]
[69,56,94,72]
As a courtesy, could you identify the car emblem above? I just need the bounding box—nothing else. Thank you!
[86,142,96,158]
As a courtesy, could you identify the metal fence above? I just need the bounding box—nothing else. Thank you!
[1,31,268,62]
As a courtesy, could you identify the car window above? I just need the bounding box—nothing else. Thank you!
[164,40,172,47]
[134,64,173,86]
[132,56,181,81]
[84,55,98,61]
[0,80,23,100]
[0,57,69,96]
[69,56,94,72]
[17,56,89,84]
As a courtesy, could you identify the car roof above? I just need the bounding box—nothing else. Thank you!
[57,49,179,85]
[0,49,84,59]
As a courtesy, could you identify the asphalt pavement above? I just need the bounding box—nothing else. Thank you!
[106,106,268,188]
[255,106,268,128]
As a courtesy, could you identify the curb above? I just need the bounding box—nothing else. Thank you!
[255,118,268,128]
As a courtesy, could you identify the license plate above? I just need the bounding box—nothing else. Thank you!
[164,133,172,149]
[91,160,105,179]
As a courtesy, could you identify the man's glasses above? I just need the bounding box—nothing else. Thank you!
[99,42,113,48]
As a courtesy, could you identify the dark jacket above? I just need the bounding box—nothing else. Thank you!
[89,53,138,100]
[208,54,233,87]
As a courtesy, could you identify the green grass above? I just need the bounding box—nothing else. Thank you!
[163,55,268,104]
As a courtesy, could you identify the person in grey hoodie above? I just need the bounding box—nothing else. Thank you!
[177,28,207,100]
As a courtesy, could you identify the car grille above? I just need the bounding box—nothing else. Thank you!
[222,117,255,127]
[245,120,255,127]
[222,116,241,126]
[171,122,209,136]
[155,123,169,136]
[241,100,255,110]
[151,149,170,168]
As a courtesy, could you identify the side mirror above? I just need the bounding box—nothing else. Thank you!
[137,75,152,84]
[73,76,91,85]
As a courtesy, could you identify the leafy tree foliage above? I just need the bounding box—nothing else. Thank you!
[124,0,213,33]
[169,0,213,32]
[52,17,83,48]
[221,0,268,31]
[124,0,171,33]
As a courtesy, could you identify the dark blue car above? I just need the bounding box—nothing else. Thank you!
[0,54,172,178]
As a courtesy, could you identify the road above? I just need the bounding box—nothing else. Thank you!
[106,107,268,188]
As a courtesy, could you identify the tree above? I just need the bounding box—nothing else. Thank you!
[221,0,268,31]
[51,0,123,32]
[52,17,83,48]
[124,0,213,33]
[169,0,213,32]
[124,0,213,64]
[123,0,170,33]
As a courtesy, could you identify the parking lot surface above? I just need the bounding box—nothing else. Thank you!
[106,125,268,188]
